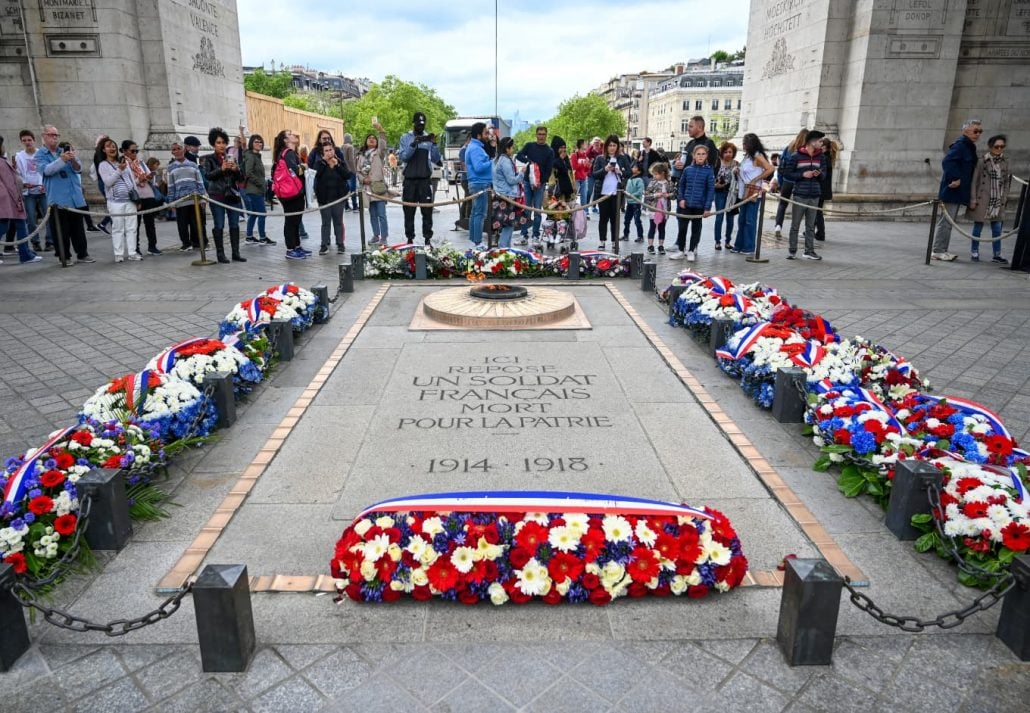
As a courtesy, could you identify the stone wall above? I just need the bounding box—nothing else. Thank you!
[739,0,1029,202]
[0,0,245,154]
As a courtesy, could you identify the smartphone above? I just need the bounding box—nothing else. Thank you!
[371,115,378,125]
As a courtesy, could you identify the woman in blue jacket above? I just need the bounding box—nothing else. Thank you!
[490,137,525,248]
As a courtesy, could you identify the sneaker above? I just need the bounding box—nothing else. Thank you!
[657,245,666,255]
[970,252,979,261]
[147,248,162,256]
[178,245,193,252]
[620,235,629,241]
[647,245,655,254]
[114,257,124,263]
[31,241,42,251]
[667,251,685,260]
[245,236,260,244]
[125,254,141,262]
[992,255,1008,264]
[86,225,101,233]
[298,247,312,255]
[97,224,111,235]
[686,250,696,262]
[337,246,346,254]
[79,256,97,263]
[785,252,796,260]
[318,246,329,255]
[774,226,782,238]
[22,255,43,264]
[285,249,307,260]
[634,237,644,243]
[803,251,822,261]
[931,252,957,261]
[259,237,276,246]
[598,242,606,251]
[515,238,528,246]
[714,243,722,251]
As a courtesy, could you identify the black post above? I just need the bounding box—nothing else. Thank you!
[203,371,236,429]
[667,284,688,319]
[771,367,808,423]
[191,194,215,266]
[269,319,295,361]
[746,192,770,263]
[641,262,657,292]
[567,251,580,280]
[630,251,644,279]
[996,555,1030,661]
[415,251,428,280]
[776,558,843,666]
[0,563,30,672]
[193,564,256,673]
[52,209,68,268]
[78,468,133,551]
[1012,185,1030,272]
[351,253,365,280]
[925,199,940,265]
[339,263,354,294]
[884,460,943,540]
[708,317,735,356]
[1012,182,1027,233]
[310,284,330,323]
[357,191,367,254]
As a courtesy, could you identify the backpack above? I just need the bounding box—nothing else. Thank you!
[272,150,302,200]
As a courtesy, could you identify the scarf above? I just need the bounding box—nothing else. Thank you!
[127,156,149,186]
[983,153,1005,220]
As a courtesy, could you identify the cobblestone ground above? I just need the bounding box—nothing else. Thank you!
[0,202,1028,712]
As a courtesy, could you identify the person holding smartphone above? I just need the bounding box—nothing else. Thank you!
[781,130,826,261]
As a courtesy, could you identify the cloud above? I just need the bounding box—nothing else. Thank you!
[236,0,748,121]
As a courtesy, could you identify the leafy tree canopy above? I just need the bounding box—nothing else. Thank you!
[243,69,294,99]
[513,94,626,149]
[340,75,457,146]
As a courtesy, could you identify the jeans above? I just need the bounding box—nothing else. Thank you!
[0,219,37,262]
[586,176,598,211]
[498,225,513,248]
[22,193,46,245]
[108,200,138,258]
[971,220,1003,256]
[788,195,819,254]
[368,199,388,240]
[520,182,546,238]
[320,203,345,248]
[577,179,589,207]
[244,192,267,237]
[932,202,962,254]
[210,199,241,231]
[468,182,491,245]
[774,182,794,228]
[713,191,734,245]
[736,199,759,253]
[348,175,359,210]
[622,203,643,238]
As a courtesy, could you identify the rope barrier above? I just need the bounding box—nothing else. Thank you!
[938,203,1019,243]
[490,192,616,217]
[63,195,194,218]
[2,206,53,247]
[1014,175,1028,186]
[767,190,937,216]
[377,190,487,210]
[205,190,357,217]
[629,192,756,221]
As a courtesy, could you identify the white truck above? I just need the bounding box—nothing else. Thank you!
[442,116,511,185]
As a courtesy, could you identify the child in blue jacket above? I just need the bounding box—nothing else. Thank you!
[672,145,714,262]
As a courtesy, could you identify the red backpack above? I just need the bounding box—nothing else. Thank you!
[272,150,303,200]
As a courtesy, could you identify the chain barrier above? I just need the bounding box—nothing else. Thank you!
[841,479,1015,631]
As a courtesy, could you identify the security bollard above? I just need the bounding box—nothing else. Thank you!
[641,262,657,292]
[0,563,30,672]
[193,564,256,672]
[996,555,1030,661]
[885,460,943,540]
[351,253,365,280]
[776,558,843,666]
[270,319,294,362]
[667,284,688,319]
[339,263,354,294]
[708,317,736,357]
[630,251,644,279]
[78,468,133,551]
[310,285,330,323]
[203,371,236,429]
[771,367,808,423]
[415,252,428,280]
[567,252,581,280]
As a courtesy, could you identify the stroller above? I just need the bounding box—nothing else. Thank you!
[537,195,578,253]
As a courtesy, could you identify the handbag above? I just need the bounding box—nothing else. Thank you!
[744,183,763,200]
[371,179,389,196]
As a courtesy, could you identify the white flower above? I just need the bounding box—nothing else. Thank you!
[700,538,732,566]
[410,568,429,587]
[515,558,550,596]
[359,560,376,581]
[600,561,626,589]
[475,537,503,561]
[362,534,390,563]
[450,546,476,573]
[488,582,509,605]
[634,521,657,547]
[374,516,395,529]
[547,525,581,553]
[421,517,444,537]
[563,513,590,536]
[602,515,632,543]
[353,519,373,537]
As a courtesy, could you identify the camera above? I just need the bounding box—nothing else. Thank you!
[609,157,617,165]
[58,142,72,153]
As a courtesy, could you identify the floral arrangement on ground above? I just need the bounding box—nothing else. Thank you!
[363,243,632,279]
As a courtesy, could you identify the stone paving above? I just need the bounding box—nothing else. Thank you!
[0,202,1029,712]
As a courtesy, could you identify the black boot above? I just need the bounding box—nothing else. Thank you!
[229,227,246,262]
[213,229,230,263]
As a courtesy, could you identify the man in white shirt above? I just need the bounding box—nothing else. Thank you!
[15,129,49,251]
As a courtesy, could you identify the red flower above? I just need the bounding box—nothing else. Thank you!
[3,552,26,574]
[718,295,735,308]
[580,528,606,563]
[581,572,600,590]
[588,588,611,606]
[596,259,612,271]
[542,588,562,605]
[961,501,989,519]
[54,452,74,470]
[71,431,93,447]
[653,532,680,562]
[687,585,709,599]
[954,477,984,495]
[345,583,363,601]
[985,435,1014,458]
[54,514,77,536]
[458,588,480,605]
[411,585,432,601]
[466,560,497,586]
[514,522,548,552]
[374,557,397,582]
[833,428,852,445]
[628,582,648,598]
[40,470,65,488]
[426,559,460,592]
[1001,522,1030,552]
[678,528,702,565]
[102,455,123,469]
[627,546,661,584]
[382,587,402,602]
[547,552,584,583]
[508,547,532,570]
[28,495,54,515]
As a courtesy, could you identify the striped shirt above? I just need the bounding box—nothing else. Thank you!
[97,161,134,202]
[165,158,206,202]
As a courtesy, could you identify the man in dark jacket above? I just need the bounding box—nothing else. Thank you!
[398,111,442,245]
[515,126,555,244]
[781,130,826,260]
[933,119,982,261]
[638,137,662,187]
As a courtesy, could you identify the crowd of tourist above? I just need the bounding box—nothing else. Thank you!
[0,114,1017,266]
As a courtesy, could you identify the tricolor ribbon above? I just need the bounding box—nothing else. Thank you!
[715,322,772,361]
[730,293,753,314]
[672,271,705,286]
[263,283,297,300]
[858,386,906,434]
[387,243,417,252]
[787,340,827,369]
[3,426,76,505]
[148,338,207,374]
[354,491,714,522]
[928,395,1011,438]
[706,276,733,296]
[123,370,155,417]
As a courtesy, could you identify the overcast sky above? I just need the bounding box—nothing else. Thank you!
[236,0,750,122]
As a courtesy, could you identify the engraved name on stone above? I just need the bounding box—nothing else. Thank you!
[187,0,220,38]
[38,0,97,26]
[763,0,805,41]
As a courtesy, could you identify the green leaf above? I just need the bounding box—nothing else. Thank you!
[999,548,1016,565]
[913,532,937,553]
[911,513,933,525]
[837,467,867,498]
[936,439,951,450]
[820,444,854,454]
[812,455,833,472]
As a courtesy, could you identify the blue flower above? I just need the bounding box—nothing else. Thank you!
[850,430,877,456]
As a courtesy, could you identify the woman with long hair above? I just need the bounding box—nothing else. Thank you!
[713,141,739,251]
[774,128,808,237]
[242,134,274,245]
[357,119,390,244]
[490,136,526,249]
[967,134,1011,263]
[732,133,774,254]
[272,130,310,260]
[0,134,42,264]
[590,134,631,250]
[96,138,139,262]
[121,139,161,256]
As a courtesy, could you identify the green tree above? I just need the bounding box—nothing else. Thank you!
[711,50,730,64]
[513,94,626,149]
[243,69,294,99]
[340,75,457,146]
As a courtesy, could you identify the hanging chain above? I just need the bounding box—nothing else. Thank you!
[20,493,93,592]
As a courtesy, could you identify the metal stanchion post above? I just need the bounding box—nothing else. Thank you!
[358,191,367,254]
[192,195,215,266]
[53,209,69,268]
[746,192,770,263]
[925,199,939,265]
[613,194,621,256]
[486,190,496,249]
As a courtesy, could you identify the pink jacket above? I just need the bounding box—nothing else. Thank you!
[0,158,27,220]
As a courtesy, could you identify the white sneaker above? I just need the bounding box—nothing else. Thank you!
[686,250,696,262]
[931,252,957,262]
[114,257,124,263]
[774,226,782,238]
[667,250,685,260]
[127,254,143,261]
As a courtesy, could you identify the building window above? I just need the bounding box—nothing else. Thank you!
[712,80,721,87]
[737,99,741,110]
[681,119,689,132]
[712,99,719,110]
[682,100,688,110]
[724,99,732,110]
[695,100,702,111]
[685,80,692,87]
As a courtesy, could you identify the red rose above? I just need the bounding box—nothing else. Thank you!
[71,431,93,447]
[382,587,402,602]
[542,588,562,605]
[40,470,65,488]
[458,588,480,606]
[628,582,648,598]
[581,572,600,590]
[686,585,709,599]
[508,547,532,570]
[3,552,26,574]
[102,455,123,469]
[28,495,54,515]
[652,584,672,597]
[54,514,77,536]
[588,588,611,606]
[411,585,433,601]
[509,588,531,604]
[345,583,363,601]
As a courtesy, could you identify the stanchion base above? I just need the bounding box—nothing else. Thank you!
[745,256,770,263]
[191,259,217,266]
